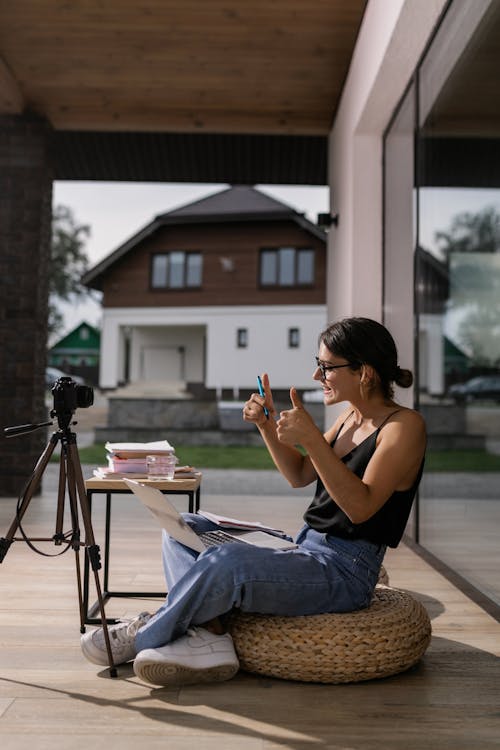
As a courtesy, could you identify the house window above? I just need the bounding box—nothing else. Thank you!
[237,328,248,348]
[151,251,202,288]
[260,247,315,287]
[288,327,300,348]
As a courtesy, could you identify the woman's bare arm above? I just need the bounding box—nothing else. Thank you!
[277,388,426,523]
[243,373,318,487]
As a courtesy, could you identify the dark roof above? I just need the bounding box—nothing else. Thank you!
[82,186,326,289]
[162,185,296,218]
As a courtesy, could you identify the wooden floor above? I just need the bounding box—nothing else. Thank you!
[0,483,499,750]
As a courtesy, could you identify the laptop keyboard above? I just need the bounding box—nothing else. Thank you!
[199,530,248,548]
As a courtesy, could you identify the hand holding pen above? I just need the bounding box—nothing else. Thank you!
[257,375,270,419]
[242,373,274,425]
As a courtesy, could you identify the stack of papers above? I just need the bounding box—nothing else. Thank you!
[93,465,200,480]
[105,440,175,457]
[105,440,175,474]
[93,441,200,480]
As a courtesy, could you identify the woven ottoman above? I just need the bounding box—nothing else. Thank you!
[228,586,431,683]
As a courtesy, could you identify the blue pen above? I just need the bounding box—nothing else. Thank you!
[257,375,270,419]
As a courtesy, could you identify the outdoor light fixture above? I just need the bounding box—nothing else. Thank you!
[219,256,235,272]
[317,213,339,229]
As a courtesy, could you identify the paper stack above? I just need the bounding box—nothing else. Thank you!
[93,465,200,480]
[92,440,200,480]
[106,440,175,474]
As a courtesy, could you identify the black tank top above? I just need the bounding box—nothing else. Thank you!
[303,412,424,548]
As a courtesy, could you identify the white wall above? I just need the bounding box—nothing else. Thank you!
[327,0,448,324]
[322,0,448,422]
[204,306,326,391]
[99,305,326,391]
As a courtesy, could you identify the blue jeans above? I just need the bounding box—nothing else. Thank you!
[135,513,386,651]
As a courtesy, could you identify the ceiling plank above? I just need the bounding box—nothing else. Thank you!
[0,57,24,113]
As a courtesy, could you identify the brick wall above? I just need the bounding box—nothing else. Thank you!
[0,115,53,496]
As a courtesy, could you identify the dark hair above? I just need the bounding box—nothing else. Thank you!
[319,317,413,399]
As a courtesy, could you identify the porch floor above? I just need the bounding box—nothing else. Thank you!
[0,469,499,750]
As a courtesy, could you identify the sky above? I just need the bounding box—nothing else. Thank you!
[52,181,330,337]
[419,187,500,256]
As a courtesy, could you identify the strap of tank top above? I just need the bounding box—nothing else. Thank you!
[375,409,402,433]
[332,409,401,446]
[331,410,355,445]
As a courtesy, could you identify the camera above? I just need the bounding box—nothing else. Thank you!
[51,376,94,416]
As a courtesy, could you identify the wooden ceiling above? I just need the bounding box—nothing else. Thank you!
[422,1,500,138]
[0,1,367,136]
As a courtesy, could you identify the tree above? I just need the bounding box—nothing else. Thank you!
[434,205,500,259]
[48,204,92,337]
[434,205,500,367]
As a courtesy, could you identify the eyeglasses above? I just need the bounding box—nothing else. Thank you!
[315,356,352,380]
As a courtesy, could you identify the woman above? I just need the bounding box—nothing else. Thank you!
[81,317,426,687]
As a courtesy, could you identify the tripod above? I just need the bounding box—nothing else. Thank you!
[0,412,118,677]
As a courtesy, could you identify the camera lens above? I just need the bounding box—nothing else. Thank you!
[76,385,94,409]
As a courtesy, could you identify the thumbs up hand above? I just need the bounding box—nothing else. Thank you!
[276,387,319,447]
[289,386,304,410]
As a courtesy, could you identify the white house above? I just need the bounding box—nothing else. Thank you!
[83,186,328,396]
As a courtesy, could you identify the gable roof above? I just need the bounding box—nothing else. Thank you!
[162,185,299,218]
[82,186,326,289]
[49,322,101,353]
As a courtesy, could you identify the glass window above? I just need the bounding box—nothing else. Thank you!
[278,247,295,285]
[297,249,315,284]
[169,251,185,288]
[186,253,203,287]
[259,247,315,287]
[151,254,168,288]
[237,328,248,348]
[384,0,500,610]
[151,252,202,289]
[417,0,500,608]
[260,250,277,285]
[288,327,300,348]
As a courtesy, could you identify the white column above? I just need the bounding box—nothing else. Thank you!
[99,315,121,389]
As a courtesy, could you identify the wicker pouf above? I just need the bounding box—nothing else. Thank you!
[378,564,389,586]
[228,586,431,684]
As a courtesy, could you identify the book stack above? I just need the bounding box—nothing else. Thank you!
[92,440,199,480]
[106,440,174,475]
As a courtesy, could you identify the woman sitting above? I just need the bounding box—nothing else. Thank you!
[81,317,426,687]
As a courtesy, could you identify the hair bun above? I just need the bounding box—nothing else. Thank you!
[395,366,413,389]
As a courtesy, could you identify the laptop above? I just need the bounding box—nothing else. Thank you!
[123,479,297,552]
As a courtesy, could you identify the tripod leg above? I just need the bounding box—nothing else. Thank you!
[53,449,68,545]
[66,440,118,677]
[64,454,86,632]
[0,434,58,561]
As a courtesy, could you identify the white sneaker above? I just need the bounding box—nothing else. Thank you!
[133,627,240,686]
[81,612,151,666]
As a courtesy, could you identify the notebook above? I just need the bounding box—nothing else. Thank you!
[123,479,297,552]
